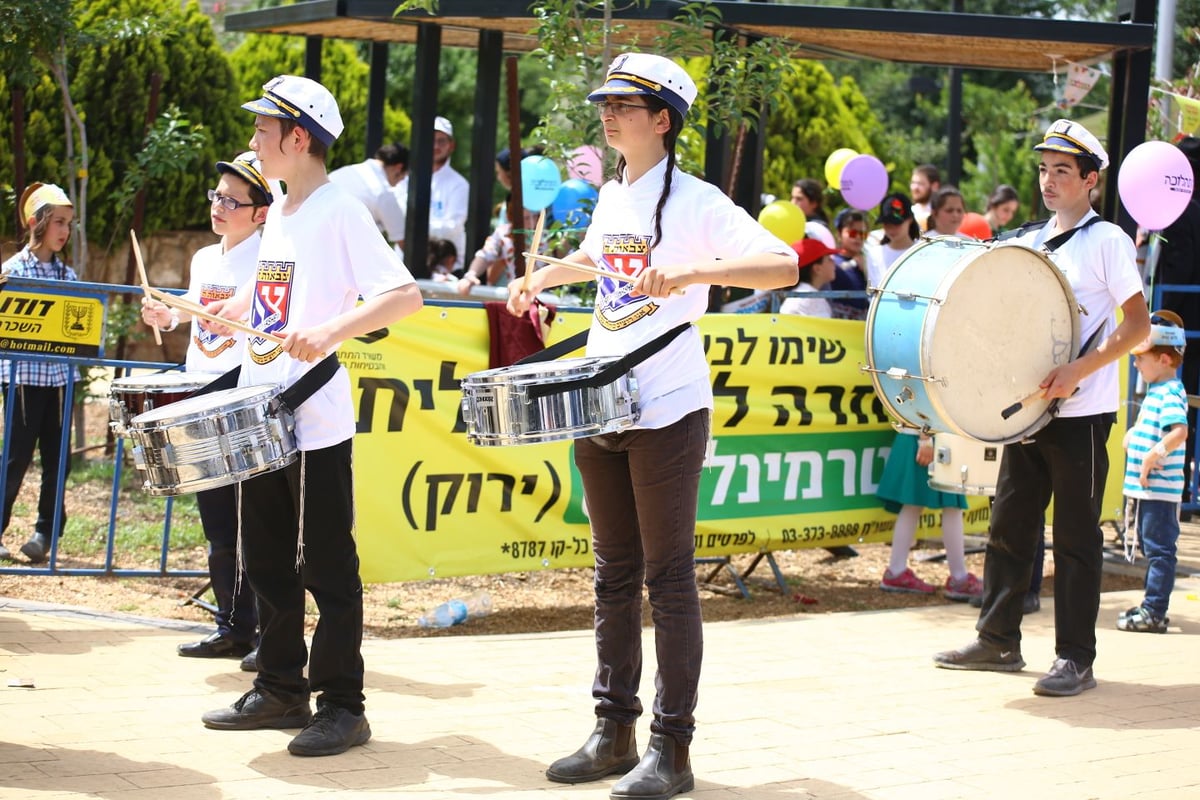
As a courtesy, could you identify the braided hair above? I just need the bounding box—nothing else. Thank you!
[611,95,682,249]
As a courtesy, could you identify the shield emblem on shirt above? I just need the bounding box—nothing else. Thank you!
[252,279,291,336]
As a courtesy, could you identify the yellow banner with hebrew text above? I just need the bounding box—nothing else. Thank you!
[347,306,1125,583]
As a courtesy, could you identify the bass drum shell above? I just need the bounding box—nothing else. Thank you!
[460,355,640,446]
[865,237,1080,444]
[127,384,296,496]
[928,432,1001,496]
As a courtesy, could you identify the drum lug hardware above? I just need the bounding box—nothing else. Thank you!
[895,386,914,405]
[935,446,951,464]
[872,288,944,304]
[861,366,941,384]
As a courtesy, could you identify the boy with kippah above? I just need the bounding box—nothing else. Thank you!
[1118,310,1189,633]
[199,75,423,756]
[142,151,273,664]
[934,118,1150,697]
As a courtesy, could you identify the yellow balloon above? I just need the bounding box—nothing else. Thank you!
[824,148,858,191]
[757,200,807,245]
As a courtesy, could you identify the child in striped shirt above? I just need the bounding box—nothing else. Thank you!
[1119,310,1189,633]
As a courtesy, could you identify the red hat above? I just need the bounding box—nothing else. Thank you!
[792,237,838,269]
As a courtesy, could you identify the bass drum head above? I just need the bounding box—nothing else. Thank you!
[925,245,1079,443]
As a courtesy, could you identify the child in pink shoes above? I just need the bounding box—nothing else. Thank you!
[877,431,982,601]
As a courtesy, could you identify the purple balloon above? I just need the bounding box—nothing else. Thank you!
[839,154,889,211]
[1117,141,1195,230]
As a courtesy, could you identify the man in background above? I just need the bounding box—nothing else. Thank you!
[330,143,409,250]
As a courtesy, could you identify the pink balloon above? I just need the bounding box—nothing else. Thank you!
[839,154,889,211]
[567,145,605,187]
[1117,141,1194,230]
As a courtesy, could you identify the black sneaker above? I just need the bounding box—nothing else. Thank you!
[1033,658,1096,696]
[288,704,371,757]
[933,638,1025,672]
[1023,592,1041,614]
[201,688,312,730]
[240,648,258,672]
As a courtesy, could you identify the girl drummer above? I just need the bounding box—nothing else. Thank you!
[507,52,797,800]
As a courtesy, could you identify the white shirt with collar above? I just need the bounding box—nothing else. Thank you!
[1006,209,1143,418]
[329,159,406,244]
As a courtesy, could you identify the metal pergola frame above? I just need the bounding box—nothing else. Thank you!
[225,0,1157,274]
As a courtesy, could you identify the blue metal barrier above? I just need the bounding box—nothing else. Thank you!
[0,276,197,577]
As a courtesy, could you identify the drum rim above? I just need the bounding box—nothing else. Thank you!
[922,244,1081,443]
[867,241,1082,444]
[111,373,213,390]
[461,354,628,384]
[128,383,285,427]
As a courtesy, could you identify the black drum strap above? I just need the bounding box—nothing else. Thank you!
[189,353,341,414]
[526,322,693,401]
[994,216,1102,251]
[194,366,241,397]
[514,328,590,366]
[278,353,341,414]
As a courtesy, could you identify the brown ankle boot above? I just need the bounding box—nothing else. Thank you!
[610,733,694,800]
[546,718,638,784]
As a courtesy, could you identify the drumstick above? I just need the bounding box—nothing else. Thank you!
[147,287,207,316]
[1000,389,1043,420]
[1000,385,1080,420]
[130,230,161,346]
[521,251,685,295]
[521,208,545,296]
[150,287,286,346]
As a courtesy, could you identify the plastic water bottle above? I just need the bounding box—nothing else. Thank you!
[418,591,493,628]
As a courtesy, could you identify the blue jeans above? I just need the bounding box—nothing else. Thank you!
[1136,499,1180,618]
[573,409,709,746]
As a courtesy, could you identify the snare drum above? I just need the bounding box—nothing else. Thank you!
[460,356,640,446]
[864,238,1080,443]
[127,384,296,496]
[109,372,213,435]
[929,433,1001,496]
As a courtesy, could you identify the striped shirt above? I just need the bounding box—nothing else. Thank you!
[1124,377,1187,501]
[0,246,79,387]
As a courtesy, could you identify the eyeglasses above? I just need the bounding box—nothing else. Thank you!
[593,100,651,117]
[207,189,258,211]
[842,229,867,240]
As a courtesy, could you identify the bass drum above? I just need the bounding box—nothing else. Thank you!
[865,237,1080,444]
[928,433,1001,496]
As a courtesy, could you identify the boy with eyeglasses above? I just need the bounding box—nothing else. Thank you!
[141,151,272,665]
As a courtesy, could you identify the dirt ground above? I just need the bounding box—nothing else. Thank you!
[0,400,1141,639]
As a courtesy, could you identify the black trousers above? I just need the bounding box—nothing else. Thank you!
[976,415,1112,667]
[573,409,709,746]
[2,384,72,538]
[196,484,258,643]
[239,439,364,714]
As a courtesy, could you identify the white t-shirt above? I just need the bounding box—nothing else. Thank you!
[184,233,259,375]
[779,283,832,318]
[868,240,915,288]
[1005,209,1143,417]
[580,157,794,429]
[241,181,415,450]
[329,159,406,244]
[430,165,470,271]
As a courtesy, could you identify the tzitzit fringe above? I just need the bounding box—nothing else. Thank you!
[295,450,307,570]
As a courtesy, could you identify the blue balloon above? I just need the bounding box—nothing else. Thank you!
[550,178,599,228]
[521,155,562,212]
